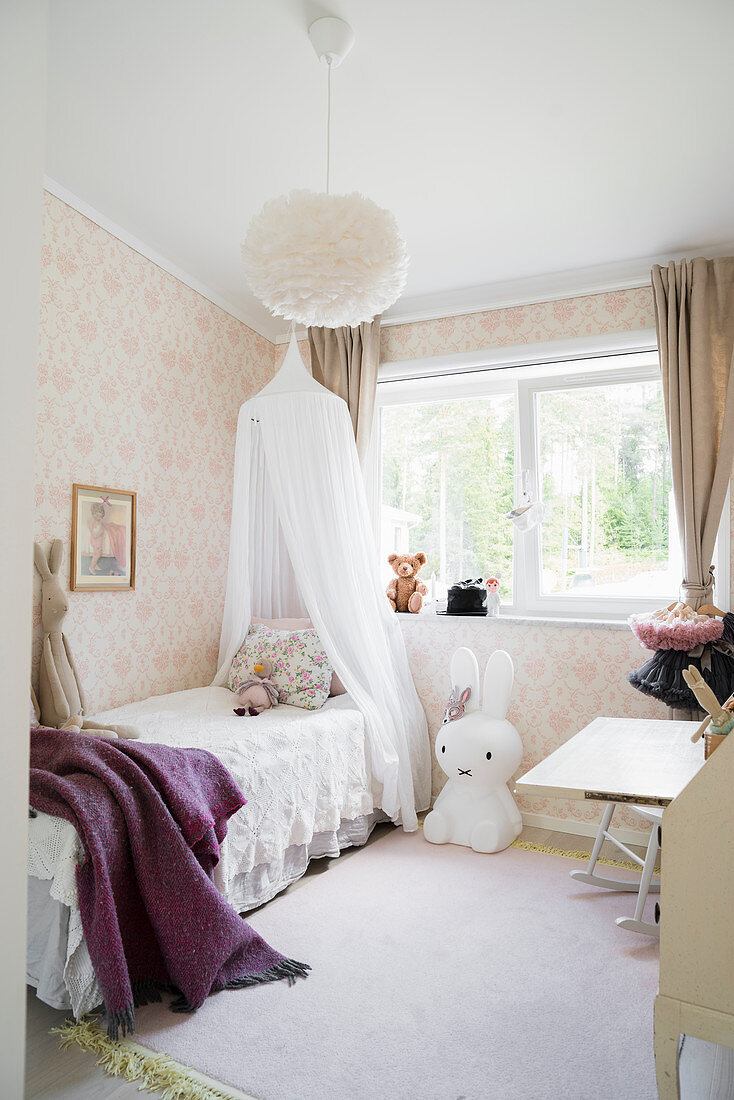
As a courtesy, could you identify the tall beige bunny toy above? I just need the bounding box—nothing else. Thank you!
[33,540,125,738]
[34,540,86,729]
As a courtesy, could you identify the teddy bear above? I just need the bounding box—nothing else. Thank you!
[386,552,427,614]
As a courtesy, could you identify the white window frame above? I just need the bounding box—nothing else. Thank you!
[370,337,730,621]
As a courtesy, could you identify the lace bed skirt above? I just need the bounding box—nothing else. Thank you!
[27,814,381,1018]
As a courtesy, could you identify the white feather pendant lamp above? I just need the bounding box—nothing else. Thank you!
[241,18,409,329]
[242,189,408,329]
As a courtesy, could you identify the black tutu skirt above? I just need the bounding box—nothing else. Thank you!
[628,639,734,710]
[720,611,734,646]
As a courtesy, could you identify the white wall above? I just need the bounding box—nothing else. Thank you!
[0,2,47,1095]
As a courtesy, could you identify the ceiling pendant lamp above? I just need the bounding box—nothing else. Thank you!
[241,17,408,329]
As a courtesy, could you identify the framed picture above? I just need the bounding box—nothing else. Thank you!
[70,484,136,591]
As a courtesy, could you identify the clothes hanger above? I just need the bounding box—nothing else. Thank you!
[650,601,725,621]
[696,602,726,617]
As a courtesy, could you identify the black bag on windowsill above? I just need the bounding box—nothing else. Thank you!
[437,578,488,616]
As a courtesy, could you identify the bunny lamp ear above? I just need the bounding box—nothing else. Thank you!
[450,647,480,713]
[33,542,51,580]
[48,539,64,576]
[482,650,514,720]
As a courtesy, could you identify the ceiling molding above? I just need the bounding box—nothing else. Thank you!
[273,328,308,345]
[43,177,734,343]
[381,243,734,328]
[43,177,279,344]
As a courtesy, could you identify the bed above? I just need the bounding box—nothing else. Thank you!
[27,685,378,1018]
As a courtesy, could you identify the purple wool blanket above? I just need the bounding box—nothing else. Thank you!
[29,728,309,1039]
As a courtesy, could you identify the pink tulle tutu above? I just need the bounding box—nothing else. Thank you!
[629,606,724,651]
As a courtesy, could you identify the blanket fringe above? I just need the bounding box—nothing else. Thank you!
[170,958,311,1013]
[133,977,167,1007]
[105,1004,135,1042]
[105,961,310,1031]
[103,979,169,1040]
[52,1017,239,1100]
[225,957,311,990]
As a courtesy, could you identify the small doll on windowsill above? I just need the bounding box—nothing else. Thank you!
[485,575,501,617]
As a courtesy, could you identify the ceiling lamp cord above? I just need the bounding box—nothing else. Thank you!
[325,57,333,196]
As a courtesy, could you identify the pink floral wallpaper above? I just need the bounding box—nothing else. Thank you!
[33,192,279,712]
[380,287,656,361]
[31,204,719,838]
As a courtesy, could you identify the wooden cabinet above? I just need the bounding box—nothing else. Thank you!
[655,732,734,1097]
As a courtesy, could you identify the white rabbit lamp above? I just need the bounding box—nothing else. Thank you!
[423,647,523,853]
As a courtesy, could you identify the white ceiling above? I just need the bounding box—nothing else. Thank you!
[46,0,734,341]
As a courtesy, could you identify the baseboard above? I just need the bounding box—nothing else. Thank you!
[520,810,648,847]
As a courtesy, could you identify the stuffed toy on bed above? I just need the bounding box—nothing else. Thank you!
[233,659,280,716]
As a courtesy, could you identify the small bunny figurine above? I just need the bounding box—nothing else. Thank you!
[33,539,123,738]
[423,646,523,853]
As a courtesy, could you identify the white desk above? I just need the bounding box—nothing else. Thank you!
[516,716,702,807]
[516,717,704,936]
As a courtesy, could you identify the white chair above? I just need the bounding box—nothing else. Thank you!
[569,802,662,937]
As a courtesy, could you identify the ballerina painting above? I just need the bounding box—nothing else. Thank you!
[71,484,136,590]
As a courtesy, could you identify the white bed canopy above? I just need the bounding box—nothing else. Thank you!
[215,334,430,829]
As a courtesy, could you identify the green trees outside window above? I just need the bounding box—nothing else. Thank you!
[379,370,675,606]
[536,380,671,596]
[381,395,515,600]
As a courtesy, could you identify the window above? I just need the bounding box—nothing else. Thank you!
[532,377,674,600]
[381,393,516,601]
[374,346,729,618]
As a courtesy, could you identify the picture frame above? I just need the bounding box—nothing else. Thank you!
[70,484,136,591]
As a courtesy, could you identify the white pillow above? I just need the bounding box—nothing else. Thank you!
[228,624,333,710]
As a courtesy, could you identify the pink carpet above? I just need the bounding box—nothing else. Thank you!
[125,828,660,1099]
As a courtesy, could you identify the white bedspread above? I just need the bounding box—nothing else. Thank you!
[28,686,373,1016]
[31,686,372,910]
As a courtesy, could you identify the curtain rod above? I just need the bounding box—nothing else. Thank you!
[379,344,659,386]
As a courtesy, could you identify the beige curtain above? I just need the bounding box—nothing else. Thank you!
[652,258,734,611]
[308,318,381,463]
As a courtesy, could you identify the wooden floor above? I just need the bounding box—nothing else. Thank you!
[24,824,648,1099]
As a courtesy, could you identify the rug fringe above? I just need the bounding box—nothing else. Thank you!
[52,1016,239,1100]
[509,837,660,875]
[418,815,660,874]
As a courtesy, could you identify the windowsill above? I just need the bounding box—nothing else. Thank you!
[396,611,631,631]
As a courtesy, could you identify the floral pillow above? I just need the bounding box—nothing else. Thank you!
[227,624,333,710]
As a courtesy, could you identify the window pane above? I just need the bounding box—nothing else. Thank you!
[380,395,515,602]
[536,379,674,598]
